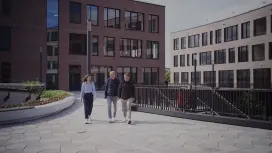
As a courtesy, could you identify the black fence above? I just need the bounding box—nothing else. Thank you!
[135,84,272,121]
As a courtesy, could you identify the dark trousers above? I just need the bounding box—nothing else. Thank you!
[83,93,94,119]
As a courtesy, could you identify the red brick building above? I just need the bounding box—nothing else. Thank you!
[0,0,165,91]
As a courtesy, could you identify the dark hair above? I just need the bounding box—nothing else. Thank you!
[124,73,130,77]
[82,74,91,82]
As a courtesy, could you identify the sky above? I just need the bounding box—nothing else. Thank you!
[138,0,272,68]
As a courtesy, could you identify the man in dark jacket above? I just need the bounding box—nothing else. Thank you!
[105,71,120,123]
[117,73,135,124]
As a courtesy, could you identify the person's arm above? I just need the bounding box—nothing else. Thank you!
[92,82,96,100]
[131,82,135,99]
[117,81,122,98]
[104,79,108,98]
[80,82,85,102]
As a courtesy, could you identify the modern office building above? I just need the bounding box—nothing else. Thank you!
[0,0,165,90]
[170,4,272,89]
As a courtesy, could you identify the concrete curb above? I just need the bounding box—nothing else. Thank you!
[0,95,75,125]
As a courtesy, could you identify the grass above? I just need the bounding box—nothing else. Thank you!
[1,90,72,109]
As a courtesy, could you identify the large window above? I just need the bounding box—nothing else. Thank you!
[117,67,137,83]
[238,46,248,62]
[148,14,159,33]
[252,43,265,61]
[173,72,179,83]
[104,7,120,28]
[104,37,115,57]
[214,49,226,64]
[1,0,11,15]
[142,68,159,85]
[204,71,216,87]
[69,33,86,55]
[147,41,159,59]
[187,54,190,66]
[120,38,142,58]
[0,62,11,83]
[210,31,213,45]
[0,26,11,51]
[47,61,58,70]
[180,55,185,66]
[92,35,98,56]
[173,38,179,50]
[192,53,197,66]
[237,69,250,88]
[199,51,211,65]
[224,25,238,42]
[181,72,188,84]
[254,17,266,36]
[87,5,98,26]
[191,71,201,85]
[215,29,222,44]
[181,37,186,49]
[173,55,178,67]
[254,68,271,89]
[202,32,208,46]
[46,74,58,90]
[270,42,272,60]
[188,34,200,48]
[125,11,144,31]
[241,21,250,39]
[219,70,234,88]
[228,48,235,63]
[69,1,81,24]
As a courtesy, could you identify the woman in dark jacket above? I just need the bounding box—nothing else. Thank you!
[117,73,135,124]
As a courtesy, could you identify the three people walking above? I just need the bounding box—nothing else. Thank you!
[81,71,135,124]
[105,71,120,123]
[80,74,96,124]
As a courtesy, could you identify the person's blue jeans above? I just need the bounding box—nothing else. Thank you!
[107,96,117,119]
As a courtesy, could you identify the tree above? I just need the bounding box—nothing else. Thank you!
[165,71,170,82]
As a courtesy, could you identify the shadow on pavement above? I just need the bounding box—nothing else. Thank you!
[130,120,196,126]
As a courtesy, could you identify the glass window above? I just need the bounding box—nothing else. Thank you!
[69,33,86,55]
[47,46,53,56]
[191,71,201,85]
[104,8,120,28]
[199,51,211,65]
[202,32,208,46]
[215,29,221,44]
[120,38,142,58]
[252,43,265,61]
[148,15,159,33]
[210,31,213,45]
[241,21,250,39]
[173,55,178,67]
[254,68,271,89]
[180,55,185,67]
[181,37,186,49]
[174,72,179,83]
[142,68,159,85]
[224,25,238,42]
[219,70,234,88]
[147,41,159,59]
[173,38,179,50]
[270,42,272,60]
[214,49,226,64]
[180,72,188,84]
[69,1,81,24]
[92,35,98,56]
[87,5,98,26]
[125,11,144,31]
[228,48,235,63]
[204,71,216,87]
[188,34,199,48]
[187,54,190,66]
[254,17,266,36]
[104,37,115,57]
[1,0,11,15]
[192,53,197,66]
[238,46,248,62]
[0,62,11,83]
[237,69,250,88]
[0,26,11,51]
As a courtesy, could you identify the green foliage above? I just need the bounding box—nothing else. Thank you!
[1,90,71,109]
[23,81,40,85]
[165,71,170,82]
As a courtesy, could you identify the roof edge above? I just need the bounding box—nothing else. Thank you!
[134,0,165,7]
[171,4,271,34]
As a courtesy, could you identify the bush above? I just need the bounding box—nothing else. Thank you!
[1,90,71,108]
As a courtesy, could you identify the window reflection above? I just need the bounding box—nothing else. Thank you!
[87,5,98,26]
[148,15,159,33]
[104,8,120,28]
[125,11,144,31]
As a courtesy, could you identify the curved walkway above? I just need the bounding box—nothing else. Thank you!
[0,92,271,153]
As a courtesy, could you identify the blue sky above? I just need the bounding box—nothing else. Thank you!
[138,0,272,67]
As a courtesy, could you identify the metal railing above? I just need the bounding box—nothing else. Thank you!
[135,84,272,121]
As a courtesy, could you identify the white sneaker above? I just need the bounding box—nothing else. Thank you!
[85,119,89,124]
[123,117,127,122]
[109,118,112,123]
[112,117,115,122]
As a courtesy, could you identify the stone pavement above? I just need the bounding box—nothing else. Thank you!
[0,92,272,153]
